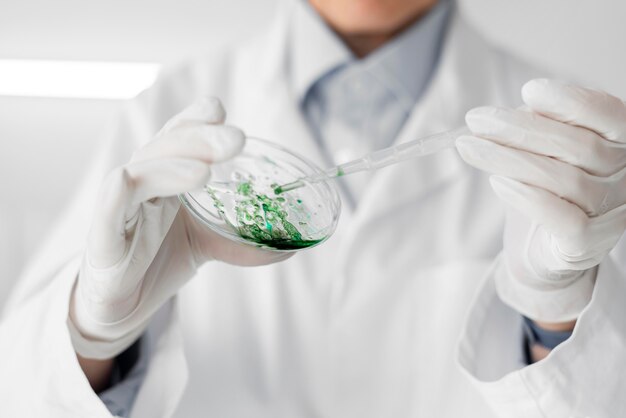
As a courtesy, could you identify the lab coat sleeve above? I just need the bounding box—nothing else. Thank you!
[457,252,626,418]
[0,256,188,418]
[0,258,115,417]
[0,74,193,417]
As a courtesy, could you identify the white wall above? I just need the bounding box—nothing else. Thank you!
[461,0,626,98]
[1,0,625,307]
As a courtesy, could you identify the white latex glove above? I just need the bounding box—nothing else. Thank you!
[456,79,626,322]
[69,98,290,359]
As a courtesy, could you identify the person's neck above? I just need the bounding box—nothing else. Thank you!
[323,6,437,58]
[340,33,397,59]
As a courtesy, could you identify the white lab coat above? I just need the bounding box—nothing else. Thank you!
[2,5,625,418]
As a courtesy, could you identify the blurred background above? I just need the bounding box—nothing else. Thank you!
[1,0,625,307]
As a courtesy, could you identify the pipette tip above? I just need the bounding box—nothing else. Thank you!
[273,180,304,195]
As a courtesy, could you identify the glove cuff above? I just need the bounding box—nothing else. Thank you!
[68,279,150,359]
[67,313,146,360]
[495,255,597,322]
[70,219,198,359]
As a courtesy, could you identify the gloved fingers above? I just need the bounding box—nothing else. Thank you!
[547,204,626,266]
[88,167,135,268]
[123,157,213,206]
[201,232,294,266]
[131,124,246,164]
[577,203,626,259]
[522,79,626,143]
[88,158,212,267]
[157,97,227,136]
[491,176,626,271]
[86,97,244,271]
[489,175,589,241]
[183,210,294,266]
[457,135,622,216]
[465,106,626,177]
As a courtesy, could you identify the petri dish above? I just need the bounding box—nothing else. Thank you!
[179,137,341,252]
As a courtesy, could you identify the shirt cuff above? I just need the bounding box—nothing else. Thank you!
[98,334,150,417]
[522,316,573,351]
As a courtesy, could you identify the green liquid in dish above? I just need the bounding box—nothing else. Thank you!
[206,180,323,250]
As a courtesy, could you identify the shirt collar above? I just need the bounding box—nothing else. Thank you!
[290,0,453,107]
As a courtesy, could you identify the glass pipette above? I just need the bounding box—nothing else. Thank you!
[274,126,469,194]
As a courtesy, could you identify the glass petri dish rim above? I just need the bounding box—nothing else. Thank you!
[179,136,342,252]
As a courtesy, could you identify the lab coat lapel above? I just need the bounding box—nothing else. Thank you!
[232,3,329,170]
[337,13,500,265]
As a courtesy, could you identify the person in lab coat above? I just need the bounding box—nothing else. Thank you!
[1,0,626,417]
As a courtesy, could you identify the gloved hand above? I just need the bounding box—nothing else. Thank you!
[69,98,290,359]
[456,79,626,322]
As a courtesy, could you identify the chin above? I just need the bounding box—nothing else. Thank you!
[310,0,436,34]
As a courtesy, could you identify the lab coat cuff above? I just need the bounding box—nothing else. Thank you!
[67,301,147,360]
[0,254,189,417]
[58,257,190,418]
[457,253,626,417]
[41,257,118,417]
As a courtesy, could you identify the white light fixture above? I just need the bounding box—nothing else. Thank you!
[0,59,161,99]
